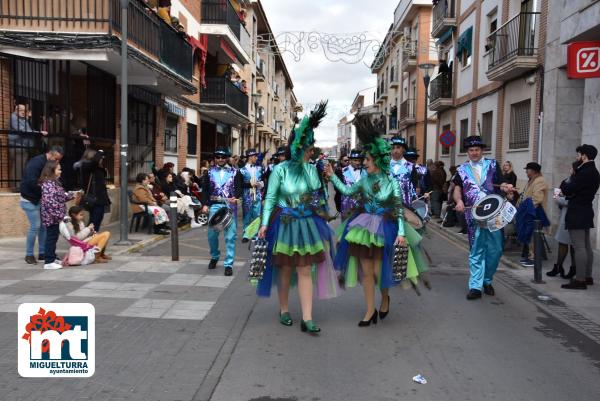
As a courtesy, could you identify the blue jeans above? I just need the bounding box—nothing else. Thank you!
[208,204,237,268]
[44,224,60,264]
[20,200,46,257]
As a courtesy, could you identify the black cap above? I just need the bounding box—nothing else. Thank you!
[576,144,598,160]
[524,162,541,172]
[463,136,486,149]
[245,148,258,157]
[390,136,407,147]
[275,146,287,156]
[214,146,231,157]
[405,148,419,159]
[349,149,364,159]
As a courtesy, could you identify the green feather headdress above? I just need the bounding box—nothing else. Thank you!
[353,114,391,174]
[289,101,328,162]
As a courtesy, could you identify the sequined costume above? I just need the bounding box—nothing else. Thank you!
[390,158,419,206]
[240,163,263,238]
[340,165,367,216]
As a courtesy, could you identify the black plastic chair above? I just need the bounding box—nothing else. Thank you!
[128,190,153,234]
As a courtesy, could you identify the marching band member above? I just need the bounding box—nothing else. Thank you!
[389,136,420,205]
[405,148,431,196]
[256,102,339,334]
[240,148,264,243]
[340,148,367,217]
[201,146,243,276]
[453,136,513,300]
[325,116,426,326]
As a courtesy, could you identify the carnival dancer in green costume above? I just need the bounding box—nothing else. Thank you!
[255,101,340,335]
[324,116,428,327]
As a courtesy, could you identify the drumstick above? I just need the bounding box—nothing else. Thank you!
[416,191,433,200]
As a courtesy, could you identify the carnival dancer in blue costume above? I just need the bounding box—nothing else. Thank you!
[389,136,420,206]
[325,116,428,326]
[253,101,340,335]
[201,146,243,276]
[240,148,264,243]
[340,148,367,218]
[453,136,514,300]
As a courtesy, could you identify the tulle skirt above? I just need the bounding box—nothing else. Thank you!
[334,212,429,289]
[255,207,340,299]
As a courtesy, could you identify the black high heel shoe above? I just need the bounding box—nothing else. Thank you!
[563,265,576,279]
[379,296,390,320]
[546,264,564,277]
[358,310,378,327]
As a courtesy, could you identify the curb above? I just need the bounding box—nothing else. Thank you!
[112,225,192,255]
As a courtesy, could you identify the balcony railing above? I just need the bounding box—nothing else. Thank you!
[400,98,416,121]
[402,41,418,68]
[430,73,452,102]
[487,12,540,71]
[201,0,244,40]
[0,0,192,80]
[201,76,249,117]
[432,0,456,37]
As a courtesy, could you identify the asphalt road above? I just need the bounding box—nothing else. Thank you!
[140,206,600,401]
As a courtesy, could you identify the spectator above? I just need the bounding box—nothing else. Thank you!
[502,161,517,186]
[132,173,170,235]
[157,162,175,182]
[148,172,169,208]
[430,161,447,217]
[40,160,79,270]
[62,205,112,263]
[75,149,111,232]
[157,0,172,25]
[560,144,600,290]
[240,80,248,94]
[20,146,64,265]
[10,102,48,136]
[547,162,578,278]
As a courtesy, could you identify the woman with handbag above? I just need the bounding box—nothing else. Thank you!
[76,149,111,231]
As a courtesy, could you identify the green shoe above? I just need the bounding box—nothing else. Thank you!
[279,311,293,326]
[300,320,321,334]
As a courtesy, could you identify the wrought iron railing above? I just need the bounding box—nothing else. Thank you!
[201,0,243,40]
[402,41,418,63]
[432,0,456,34]
[430,72,452,102]
[400,98,415,121]
[201,76,249,116]
[487,12,540,70]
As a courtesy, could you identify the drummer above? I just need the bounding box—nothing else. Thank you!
[201,146,244,276]
[453,136,514,300]
[340,148,367,217]
[389,136,420,206]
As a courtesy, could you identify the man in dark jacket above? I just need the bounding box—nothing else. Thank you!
[560,144,600,290]
[19,145,64,265]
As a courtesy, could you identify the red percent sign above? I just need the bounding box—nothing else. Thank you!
[439,130,456,148]
[567,42,600,79]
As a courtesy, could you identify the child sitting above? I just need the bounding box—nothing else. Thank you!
[62,205,112,263]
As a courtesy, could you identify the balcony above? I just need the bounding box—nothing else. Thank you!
[402,41,418,71]
[399,98,416,127]
[429,73,453,111]
[200,0,252,65]
[389,67,400,88]
[486,12,540,81]
[432,0,457,38]
[256,58,266,81]
[200,76,250,125]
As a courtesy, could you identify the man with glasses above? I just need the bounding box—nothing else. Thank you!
[389,136,419,206]
[201,146,243,276]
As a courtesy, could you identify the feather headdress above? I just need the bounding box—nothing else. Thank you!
[353,114,391,174]
[289,101,328,162]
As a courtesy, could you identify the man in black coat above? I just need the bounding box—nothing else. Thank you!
[560,144,600,290]
[19,145,64,265]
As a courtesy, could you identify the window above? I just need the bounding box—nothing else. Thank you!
[481,111,493,151]
[510,99,531,149]
[485,8,498,53]
[187,123,197,156]
[164,116,178,154]
[409,135,416,149]
[441,124,451,155]
[459,118,469,153]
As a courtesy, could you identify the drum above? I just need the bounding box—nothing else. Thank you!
[471,194,517,232]
[404,207,424,230]
[411,200,430,223]
[208,206,233,232]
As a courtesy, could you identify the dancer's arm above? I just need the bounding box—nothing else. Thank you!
[261,165,281,227]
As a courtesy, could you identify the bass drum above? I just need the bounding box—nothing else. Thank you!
[411,200,430,223]
[208,206,233,232]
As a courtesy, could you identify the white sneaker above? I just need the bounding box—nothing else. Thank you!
[191,220,202,229]
[43,262,63,270]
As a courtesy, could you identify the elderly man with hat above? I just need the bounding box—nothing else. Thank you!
[200,146,243,276]
[240,148,264,242]
[339,148,367,217]
[560,144,600,290]
[389,136,420,206]
[453,136,514,300]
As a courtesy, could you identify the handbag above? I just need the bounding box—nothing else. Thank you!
[80,171,97,210]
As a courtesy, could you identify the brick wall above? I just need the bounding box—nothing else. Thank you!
[177,115,188,169]
[0,58,13,191]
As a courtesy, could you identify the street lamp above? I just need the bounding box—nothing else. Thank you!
[418,63,435,162]
[116,0,131,245]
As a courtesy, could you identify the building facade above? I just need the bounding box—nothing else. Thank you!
[337,87,377,157]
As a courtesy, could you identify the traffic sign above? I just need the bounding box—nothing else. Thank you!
[567,42,600,79]
[439,130,456,147]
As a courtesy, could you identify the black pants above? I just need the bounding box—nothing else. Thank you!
[44,224,60,264]
[89,204,105,232]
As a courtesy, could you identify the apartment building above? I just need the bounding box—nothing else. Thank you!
[429,0,546,190]
[372,0,437,162]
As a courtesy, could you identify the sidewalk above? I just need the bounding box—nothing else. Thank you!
[430,220,600,335]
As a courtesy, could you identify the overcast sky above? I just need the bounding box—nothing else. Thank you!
[260,0,398,148]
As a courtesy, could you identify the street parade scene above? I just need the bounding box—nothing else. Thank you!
[0,0,600,400]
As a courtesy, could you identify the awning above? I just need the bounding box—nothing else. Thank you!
[435,27,454,46]
[220,38,238,64]
[456,27,473,59]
